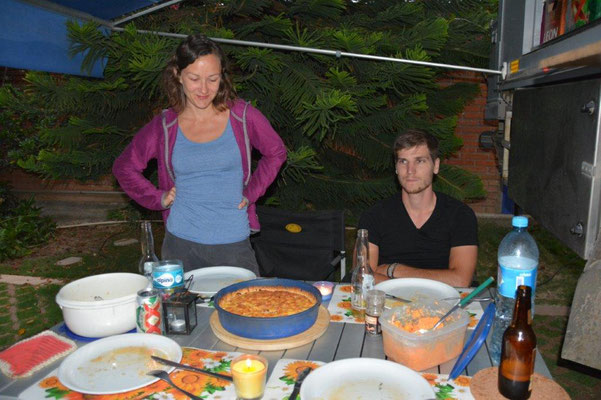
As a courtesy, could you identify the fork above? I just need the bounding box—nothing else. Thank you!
[385,293,411,303]
[147,369,203,400]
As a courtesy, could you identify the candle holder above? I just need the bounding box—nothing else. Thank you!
[161,290,198,335]
[231,354,268,400]
[312,281,334,301]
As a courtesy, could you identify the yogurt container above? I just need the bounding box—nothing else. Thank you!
[152,260,184,297]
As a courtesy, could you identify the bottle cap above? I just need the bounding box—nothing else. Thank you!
[511,216,528,228]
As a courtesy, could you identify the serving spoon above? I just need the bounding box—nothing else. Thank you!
[430,276,495,331]
[148,370,203,400]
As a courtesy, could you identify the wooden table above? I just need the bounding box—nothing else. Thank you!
[0,287,552,399]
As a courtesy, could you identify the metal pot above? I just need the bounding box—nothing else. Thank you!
[213,278,322,339]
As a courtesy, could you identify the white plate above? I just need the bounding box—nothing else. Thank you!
[375,277,460,301]
[184,266,256,296]
[58,333,182,395]
[300,358,435,400]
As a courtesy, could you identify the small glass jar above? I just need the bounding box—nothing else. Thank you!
[365,289,386,335]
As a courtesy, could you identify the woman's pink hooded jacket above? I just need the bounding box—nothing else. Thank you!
[112,99,286,231]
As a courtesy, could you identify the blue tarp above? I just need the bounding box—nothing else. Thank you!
[0,0,159,78]
[49,0,160,21]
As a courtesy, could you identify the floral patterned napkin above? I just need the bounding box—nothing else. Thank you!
[422,372,474,399]
[19,347,238,400]
[327,284,484,327]
[262,358,474,400]
[263,358,326,400]
[326,284,365,323]
[20,350,475,400]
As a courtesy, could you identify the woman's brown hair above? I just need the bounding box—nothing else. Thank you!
[162,34,236,113]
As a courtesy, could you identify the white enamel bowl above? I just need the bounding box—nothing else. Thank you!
[56,273,150,337]
[300,358,435,399]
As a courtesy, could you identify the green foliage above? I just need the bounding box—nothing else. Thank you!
[0,184,56,261]
[3,0,495,218]
[435,164,485,201]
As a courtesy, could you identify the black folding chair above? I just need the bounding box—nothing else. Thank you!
[250,206,346,281]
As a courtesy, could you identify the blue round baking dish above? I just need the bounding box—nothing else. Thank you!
[213,278,322,339]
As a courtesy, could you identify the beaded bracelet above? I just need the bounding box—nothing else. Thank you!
[387,263,398,279]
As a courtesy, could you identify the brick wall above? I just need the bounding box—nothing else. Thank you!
[1,67,26,86]
[440,71,502,214]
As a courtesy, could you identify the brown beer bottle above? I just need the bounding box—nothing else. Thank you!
[498,285,537,399]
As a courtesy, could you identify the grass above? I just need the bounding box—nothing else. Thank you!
[1,217,600,398]
[0,282,62,349]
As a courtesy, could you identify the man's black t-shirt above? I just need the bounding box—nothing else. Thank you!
[358,192,478,269]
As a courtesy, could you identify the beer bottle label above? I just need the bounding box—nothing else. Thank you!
[528,347,537,391]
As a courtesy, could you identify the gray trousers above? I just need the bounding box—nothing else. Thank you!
[161,230,260,276]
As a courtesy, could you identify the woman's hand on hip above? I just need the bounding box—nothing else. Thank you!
[238,197,249,209]
[161,187,176,208]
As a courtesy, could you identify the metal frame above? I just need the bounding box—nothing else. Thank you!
[20,0,503,76]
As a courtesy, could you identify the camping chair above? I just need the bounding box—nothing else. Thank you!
[250,206,346,281]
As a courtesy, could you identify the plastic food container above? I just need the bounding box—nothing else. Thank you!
[380,298,470,371]
[56,273,150,338]
[213,278,322,339]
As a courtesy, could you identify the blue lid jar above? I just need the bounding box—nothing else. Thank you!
[152,259,184,291]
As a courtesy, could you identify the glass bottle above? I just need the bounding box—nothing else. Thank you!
[490,216,539,365]
[351,229,375,314]
[498,285,537,400]
[139,220,159,280]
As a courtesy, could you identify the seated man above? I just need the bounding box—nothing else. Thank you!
[358,129,478,287]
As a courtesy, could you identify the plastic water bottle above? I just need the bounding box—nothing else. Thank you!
[490,216,539,366]
[351,229,375,314]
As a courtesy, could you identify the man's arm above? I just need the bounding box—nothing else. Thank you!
[372,244,478,287]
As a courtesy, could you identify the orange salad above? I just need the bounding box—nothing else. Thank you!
[390,306,444,333]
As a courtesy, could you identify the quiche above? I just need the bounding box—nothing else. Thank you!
[219,286,317,317]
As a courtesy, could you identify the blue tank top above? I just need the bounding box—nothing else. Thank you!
[167,120,249,244]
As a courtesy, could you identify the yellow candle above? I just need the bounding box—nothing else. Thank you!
[233,359,264,374]
[231,355,268,400]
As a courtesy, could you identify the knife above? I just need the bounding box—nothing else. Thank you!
[385,293,411,303]
[289,367,312,400]
[151,355,233,382]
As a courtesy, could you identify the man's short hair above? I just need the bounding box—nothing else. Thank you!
[393,129,439,162]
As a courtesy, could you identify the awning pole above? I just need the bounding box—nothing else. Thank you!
[111,27,503,76]
[112,0,185,26]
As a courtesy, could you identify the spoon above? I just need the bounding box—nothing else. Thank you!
[441,296,493,304]
[147,370,203,400]
[431,276,495,331]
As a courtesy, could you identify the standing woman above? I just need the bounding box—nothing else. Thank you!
[113,34,286,274]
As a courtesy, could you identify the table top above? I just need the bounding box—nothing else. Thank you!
[0,286,552,399]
